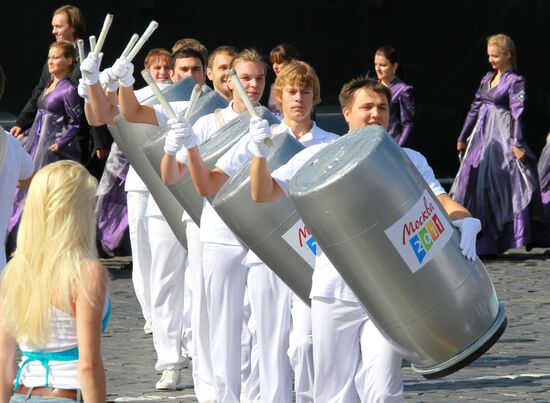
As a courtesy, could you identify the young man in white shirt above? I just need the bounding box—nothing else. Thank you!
[0,68,34,271]
[80,46,206,391]
[160,49,267,403]
[248,76,482,403]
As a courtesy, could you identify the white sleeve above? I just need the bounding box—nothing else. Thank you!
[215,135,251,177]
[153,101,189,128]
[7,134,33,179]
[272,146,322,195]
[404,148,446,196]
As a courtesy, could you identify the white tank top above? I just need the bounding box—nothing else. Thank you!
[16,299,110,389]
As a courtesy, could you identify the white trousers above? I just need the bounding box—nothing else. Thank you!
[126,190,151,322]
[148,215,188,371]
[241,287,260,403]
[289,293,314,403]
[187,222,217,401]
[311,297,404,403]
[202,242,248,403]
[181,264,193,357]
[248,263,314,403]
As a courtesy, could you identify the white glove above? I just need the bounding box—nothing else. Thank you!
[77,78,89,103]
[248,116,272,158]
[111,58,135,87]
[99,68,119,93]
[452,217,481,261]
[164,117,197,155]
[80,52,103,85]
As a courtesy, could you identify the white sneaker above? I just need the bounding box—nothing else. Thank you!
[143,320,153,335]
[155,368,181,390]
[181,354,189,369]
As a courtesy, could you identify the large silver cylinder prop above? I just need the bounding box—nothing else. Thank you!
[107,78,198,248]
[142,91,229,225]
[288,125,507,378]
[165,106,280,225]
[212,132,315,304]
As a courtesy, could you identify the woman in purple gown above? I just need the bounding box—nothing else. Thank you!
[450,34,543,255]
[533,131,550,247]
[7,40,81,255]
[374,45,415,146]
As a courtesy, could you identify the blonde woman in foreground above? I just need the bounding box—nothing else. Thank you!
[0,160,109,403]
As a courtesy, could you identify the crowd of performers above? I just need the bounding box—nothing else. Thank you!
[1,4,549,403]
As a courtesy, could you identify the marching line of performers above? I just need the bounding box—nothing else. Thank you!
[1,4,549,403]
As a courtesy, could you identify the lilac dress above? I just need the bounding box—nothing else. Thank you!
[532,139,550,246]
[450,69,543,255]
[95,142,130,256]
[6,78,81,254]
[387,76,414,146]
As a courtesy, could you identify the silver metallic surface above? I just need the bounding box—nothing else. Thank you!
[288,125,506,375]
[212,132,313,303]
[106,78,198,248]
[142,91,228,225]
[166,106,279,225]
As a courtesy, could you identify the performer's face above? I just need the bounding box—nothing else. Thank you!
[272,61,285,76]
[48,46,73,77]
[280,84,313,124]
[207,53,234,100]
[51,13,75,42]
[170,57,205,84]
[148,58,171,83]
[487,45,511,71]
[343,89,389,131]
[374,54,396,84]
[228,61,266,105]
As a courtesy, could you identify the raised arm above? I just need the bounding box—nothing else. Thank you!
[113,58,158,125]
[250,155,286,202]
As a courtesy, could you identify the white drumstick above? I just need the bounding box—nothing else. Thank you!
[184,84,202,120]
[228,68,273,147]
[93,14,114,55]
[141,69,176,120]
[127,21,159,62]
[89,36,96,53]
[121,33,139,58]
[76,39,86,63]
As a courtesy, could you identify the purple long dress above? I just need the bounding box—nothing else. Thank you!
[95,142,130,256]
[450,69,543,255]
[533,139,550,246]
[387,76,414,146]
[6,78,81,254]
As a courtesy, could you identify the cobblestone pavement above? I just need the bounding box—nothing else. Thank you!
[102,248,550,402]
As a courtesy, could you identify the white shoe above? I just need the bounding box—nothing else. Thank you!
[181,354,189,369]
[143,320,153,335]
[155,368,181,390]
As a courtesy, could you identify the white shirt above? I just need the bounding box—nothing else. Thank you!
[272,143,446,303]
[0,131,33,269]
[240,120,339,266]
[125,83,172,192]
[175,103,240,229]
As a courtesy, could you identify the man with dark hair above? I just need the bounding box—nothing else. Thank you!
[249,76,481,402]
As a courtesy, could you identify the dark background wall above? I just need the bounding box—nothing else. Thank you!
[1,0,548,178]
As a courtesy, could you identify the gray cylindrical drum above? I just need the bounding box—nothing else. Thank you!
[166,106,280,225]
[108,120,188,248]
[288,125,507,378]
[139,76,199,105]
[212,132,314,304]
[142,91,229,225]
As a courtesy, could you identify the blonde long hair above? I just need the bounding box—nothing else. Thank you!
[0,161,98,347]
[487,33,517,70]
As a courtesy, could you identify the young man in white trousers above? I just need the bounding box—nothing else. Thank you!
[248,76,482,403]
[160,49,267,403]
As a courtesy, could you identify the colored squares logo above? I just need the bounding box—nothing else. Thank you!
[409,213,445,263]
